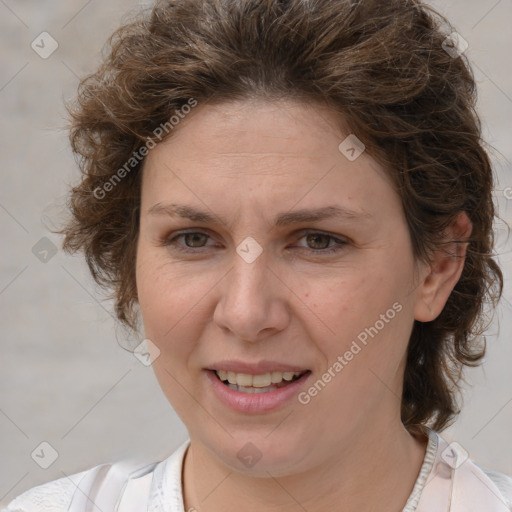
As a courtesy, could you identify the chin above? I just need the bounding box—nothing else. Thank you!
[204,430,313,478]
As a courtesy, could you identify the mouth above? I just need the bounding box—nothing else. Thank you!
[210,369,310,394]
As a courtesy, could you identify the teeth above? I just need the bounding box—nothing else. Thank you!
[215,370,304,387]
[226,383,278,394]
[252,373,272,387]
[271,371,282,384]
[217,370,228,381]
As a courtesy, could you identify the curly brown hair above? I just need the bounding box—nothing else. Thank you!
[59,0,503,432]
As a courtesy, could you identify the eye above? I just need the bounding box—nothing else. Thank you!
[294,230,348,254]
[159,229,348,255]
[161,230,214,251]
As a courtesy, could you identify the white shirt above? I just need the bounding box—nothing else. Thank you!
[3,429,512,511]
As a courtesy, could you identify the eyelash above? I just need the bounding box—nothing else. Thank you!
[159,230,348,255]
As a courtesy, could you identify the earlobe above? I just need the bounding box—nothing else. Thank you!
[414,212,472,322]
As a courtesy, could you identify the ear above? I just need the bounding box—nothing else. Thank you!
[414,212,472,322]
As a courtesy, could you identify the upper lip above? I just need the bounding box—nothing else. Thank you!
[205,360,310,375]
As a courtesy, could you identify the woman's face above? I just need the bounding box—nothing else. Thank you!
[136,99,426,476]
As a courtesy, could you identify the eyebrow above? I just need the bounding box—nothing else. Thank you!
[147,203,372,227]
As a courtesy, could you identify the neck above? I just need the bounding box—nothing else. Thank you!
[182,421,428,512]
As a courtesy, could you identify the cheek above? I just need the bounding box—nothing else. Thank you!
[136,252,199,348]
[305,262,413,375]
[306,269,395,337]
[136,257,204,408]
[303,275,411,421]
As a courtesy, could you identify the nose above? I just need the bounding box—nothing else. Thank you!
[213,248,291,342]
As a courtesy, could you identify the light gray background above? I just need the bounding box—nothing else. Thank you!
[1,0,511,505]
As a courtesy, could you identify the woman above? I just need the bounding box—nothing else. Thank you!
[4,0,511,510]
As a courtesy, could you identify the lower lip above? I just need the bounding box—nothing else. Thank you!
[205,370,311,414]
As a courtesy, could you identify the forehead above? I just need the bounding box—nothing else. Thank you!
[147,98,356,164]
[140,99,397,220]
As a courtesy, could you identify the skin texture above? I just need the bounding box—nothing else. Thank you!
[135,99,471,512]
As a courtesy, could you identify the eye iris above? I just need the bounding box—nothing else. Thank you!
[184,233,207,247]
[307,233,330,250]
